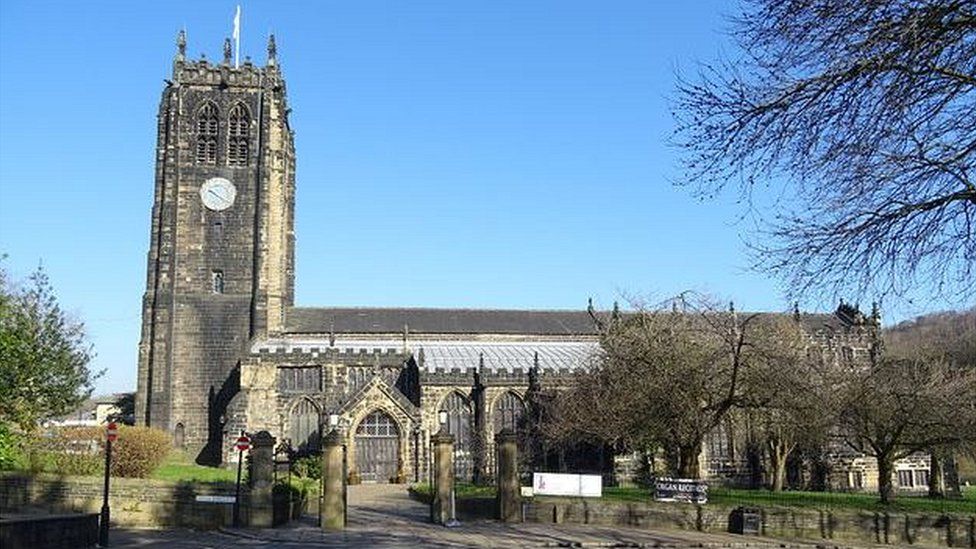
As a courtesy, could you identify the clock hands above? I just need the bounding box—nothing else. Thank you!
[201,178,235,211]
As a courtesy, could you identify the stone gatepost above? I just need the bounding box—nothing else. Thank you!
[495,428,521,522]
[321,429,346,531]
[430,431,455,525]
[249,431,276,527]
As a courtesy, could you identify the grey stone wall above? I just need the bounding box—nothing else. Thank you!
[0,473,248,529]
[525,497,975,548]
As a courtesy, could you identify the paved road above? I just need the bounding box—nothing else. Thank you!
[111,484,879,548]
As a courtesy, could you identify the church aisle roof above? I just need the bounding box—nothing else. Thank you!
[417,340,598,373]
[284,307,599,336]
[251,337,599,373]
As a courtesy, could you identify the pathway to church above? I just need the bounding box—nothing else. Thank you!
[112,484,888,548]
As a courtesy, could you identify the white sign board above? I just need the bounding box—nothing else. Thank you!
[532,472,602,498]
[195,495,236,504]
[653,478,708,504]
[579,475,602,497]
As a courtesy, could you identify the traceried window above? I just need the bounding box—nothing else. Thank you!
[492,391,525,434]
[227,103,250,166]
[357,410,399,437]
[277,367,322,393]
[196,102,219,164]
[441,392,473,481]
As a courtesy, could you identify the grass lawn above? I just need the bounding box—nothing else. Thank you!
[150,451,238,483]
[417,483,976,514]
[699,487,974,514]
[608,486,976,514]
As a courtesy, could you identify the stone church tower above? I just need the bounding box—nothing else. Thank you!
[135,32,295,463]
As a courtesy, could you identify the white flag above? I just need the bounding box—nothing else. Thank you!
[233,6,241,68]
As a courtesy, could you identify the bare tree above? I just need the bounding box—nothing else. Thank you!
[836,356,976,504]
[743,315,836,491]
[673,0,976,301]
[549,295,758,479]
[884,307,976,497]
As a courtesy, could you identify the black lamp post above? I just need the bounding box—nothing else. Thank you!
[99,422,117,547]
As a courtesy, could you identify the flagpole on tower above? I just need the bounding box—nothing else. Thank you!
[233,5,241,69]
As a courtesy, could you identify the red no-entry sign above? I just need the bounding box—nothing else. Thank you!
[106,422,118,442]
[236,434,251,452]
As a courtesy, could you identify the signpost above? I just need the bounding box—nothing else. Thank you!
[99,421,118,546]
[233,431,250,527]
[196,495,237,504]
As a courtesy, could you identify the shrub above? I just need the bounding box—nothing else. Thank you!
[111,426,170,478]
[291,455,321,480]
[22,425,171,478]
[27,426,102,476]
[0,422,25,470]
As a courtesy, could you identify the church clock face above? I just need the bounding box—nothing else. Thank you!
[200,177,237,211]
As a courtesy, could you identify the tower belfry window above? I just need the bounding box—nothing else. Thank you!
[228,103,250,166]
[196,103,219,164]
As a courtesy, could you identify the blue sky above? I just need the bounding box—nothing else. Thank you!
[0,1,961,395]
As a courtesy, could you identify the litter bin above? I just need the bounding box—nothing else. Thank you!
[729,506,761,535]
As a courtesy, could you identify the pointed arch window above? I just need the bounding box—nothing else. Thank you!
[441,392,474,481]
[196,102,219,164]
[289,398,321,454]
[492,391,525,434]
[228,103,250,167]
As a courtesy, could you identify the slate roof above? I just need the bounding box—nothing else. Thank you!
[284,307,599,336]
[283,306,867,338]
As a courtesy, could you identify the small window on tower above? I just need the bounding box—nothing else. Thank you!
[211,270,224,294]
[228,103,250,167]
[196,102,219,164]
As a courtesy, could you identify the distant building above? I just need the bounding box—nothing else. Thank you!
[45,393,131,427]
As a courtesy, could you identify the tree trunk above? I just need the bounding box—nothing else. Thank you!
[768,440,789,492]
[786,451,804,490]
[928,449,945,499]
[943,453,962,498]
[677,444,701,479]
[746,441,763,489]
[877,453,895,504]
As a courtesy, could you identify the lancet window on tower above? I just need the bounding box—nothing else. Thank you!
[196,103,219,164]
[228,103,250,166]
[211,270,224,294]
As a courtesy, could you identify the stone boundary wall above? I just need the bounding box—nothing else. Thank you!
[0,473,249,529]
[0,513,98,549]
[527,497,976,548]
[407,489,975,548]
